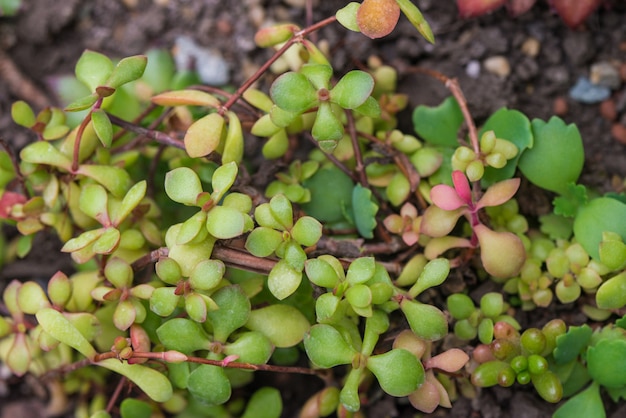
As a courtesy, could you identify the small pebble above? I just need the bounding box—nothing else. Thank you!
[174,36,230,86]
[483,56,511,78]
[612,123,626,145]
[600,99,617,121]
[466,60,481,78]
[590,61,622,89]
[553,97,568,116]
[521,37,540,57]
[569,77,611,104]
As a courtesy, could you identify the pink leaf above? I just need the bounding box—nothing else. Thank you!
[507,0,537,16]
[475,178,520,209]
[550,0,602,28]
[430,184,466,211]
[425,348,470,372]
[452,170,472,205]
[0,191,27,219]
[457,0,506,18]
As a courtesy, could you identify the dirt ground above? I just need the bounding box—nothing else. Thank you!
[1,0,626,417]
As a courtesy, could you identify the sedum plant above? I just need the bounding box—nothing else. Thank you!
[1,2,626,418]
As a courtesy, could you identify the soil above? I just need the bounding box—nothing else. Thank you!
[1,1,626,417]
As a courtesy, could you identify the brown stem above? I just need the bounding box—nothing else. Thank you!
[107,113,185,150]
[346,111,368,187]
[71,109,94,173]
[106,376,127,413]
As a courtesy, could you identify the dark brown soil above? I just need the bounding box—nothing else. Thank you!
[1,1,626,417]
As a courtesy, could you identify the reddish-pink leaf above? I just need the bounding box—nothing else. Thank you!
[456,0,506,18]
[430,184,466,211]
[475,178,521,209]
[507,0,537,16]
[550,0,602,28]
[452,170,472,205]
[425,348,470,372]
[0,191,27,219]
[356,0,401,39]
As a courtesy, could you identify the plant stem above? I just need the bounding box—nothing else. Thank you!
[108,113,185,150]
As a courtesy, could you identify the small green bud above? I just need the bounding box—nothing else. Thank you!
[465,160,485,182]
[480,131,497,153]
[485,152,506,169]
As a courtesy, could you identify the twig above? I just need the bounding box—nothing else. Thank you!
[107,113,185,150]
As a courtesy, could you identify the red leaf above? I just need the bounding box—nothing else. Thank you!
[457,0,506,18]
[507,0,537,16]
[356,0,401,39]
[550,0,602,28]
[0,191,27,219]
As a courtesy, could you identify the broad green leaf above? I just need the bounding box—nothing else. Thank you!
[152,89,220,107]
[269,194,293,230]
[245,227,283,257]
[91,108,113,148]
[300,64,333,91]
[305,258,341,288]
[412,96,463,147]
[480,108,533,186]
[574,197,626,260]
[367,348,424,396]
[188,364,231,405]
[396,0,434,43]
[331,70,374,109]
[224,332,274,365]
[246,304,310,348]
[92,227,121,254]
[165,167,203,206]
[336,2,360,32]
[105,55,147,89]
[65,93,99,112]
[311,102,344,145]
[301,166,354,223]
[596,272,626,309]
[241,387,283,418]
[36,308,97,359]
[211,161,238,202]
[99,359,173,402]
[270,72,318,113]
[400,299,448,341]
[20,141,72,171]
[553,382,605,418]
[111,180,147,226]
[518,116,584,194]
[120,399,152,418]
[553,324,592,364]
[150,287,180,317]
[76,50,114,92]
[79,184,109,223]
[206,206,246,239]
[352,184,378,239]
[291,216,322,247]
[184,113,225,158]
[588,339,626,389]
[553,183,588,218]
[268,260,302,300]
[156,318,211,353]
[11,101,35,127]
[346,257,376,285]
[206,285,251,343]
[304,324,357,368]
[77,165,132,198]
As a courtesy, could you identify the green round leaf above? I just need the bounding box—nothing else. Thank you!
[412,96,463,147]
[241,387,283,418]
[189,259,225,291]
[269,194,293,230]
[331,70,374,110]
[304,324,357,368]
[270,72,318,113]
[224,332,274,364]
[156,318,211,353]
[400,299,448,341]
[245,227,283,257]
[150,287,180,317]
[574,197,626,260]
[120,399,151,418]
[105,55,148,89]
[91,108,113,148]
[367,348,424,396]
[188,364,231,405]
[587,338,626,389]
[305,258,341,288]
[207,285,251,343]
[246,304,310,348]
[312,102,344,144]
[11,101,36,128]
[596,271,626,309]
[301,166,354,223]
[76,164,132,198]
[336,2,361,32]
[76,50,114,92]
[184,113,225,158]
[346,257,376,285]
[206,206,246,239]
[165,167,203,206]
[268,260,302,300]
[291,216,322,247]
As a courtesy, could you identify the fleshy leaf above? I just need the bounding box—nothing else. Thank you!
[79,184,109,224]
[596,272,626,309]
[587,339,626,389]
[331,71,374,109]
[270,72,318,113]
[553,382,605,418]
[20,141,73,171]
[187,364,231,405]
[99,359,173,402]
[304,324,357,368]
[111,181,147,226]
[573,197,626,260]
[430,184,466,211]
[336,2,360,32]
[396,0,435,43]
[356,0,400,39]
[475,224,526,279]
[75,50,114,92]
[11,101,35,128]
[211,161,238,202]
[346,257,376,285]
[352,184,378,239]
[268,260,302,300]
[312,102,344,144]
[77,165,132,198]
[184,113,225,158]
[367,348,424,396]
[413,96,463,147]
[36,308,97,359]
[518,117,584,194]
[120,399,152,418]
[164,167,203,206]
[245,227,283,257]
[290,216,322,247]
[246,304,310,348]
[268,194,294,230]
[105,55,147,89]
[152,89,220,107]
[305,258,341,288]
[206,285,251,343]
[206,206,246,239]
[240,387,283,418]
[156,318,211,353]
[400,299,448,341]
[476,178,521,209]
[408,258,450,298]
[553,324,592,364]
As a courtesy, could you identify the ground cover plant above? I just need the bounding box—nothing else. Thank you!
[1,1,626,417]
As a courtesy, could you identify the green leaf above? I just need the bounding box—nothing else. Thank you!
[291,216,322,247]
[270,72,318,113]
[92,227,121,254]
[574,197,626,260]
[36,308,97,359]
[305,258,341,288]
[111,180,146,226]
[241,387,283,418]
[553,382,605,418]
[211,161,238,202]
[352,184,378,239]
[120,399,152,418]
[206,206,246,239]
[300,64,333,91]
[311,102,344,145]
[367,349,424,396]
[412,96,463,147]
[77,165,132,198]
[152,89,220,107]
[400,299,448,341]
[75,50,114,92]
[518,116,584,194]
[553,324,592,364]
[245,227,283,257]
[304,324,357,368]
[156,318,211,353]
[188,364,231,405]
[246,304,310,348]
[301,166,354,223]
[331,70,374,110]
[150,287,180,317]
[553,184,588,217]
[184,113,225,158]
[268,194,293,230]
[395,0,435,43]
[11,101,35,128]
[268,260,302,300]
[206,285,251,343]
[79,184,109,223]
[165,167,203,206]
[61,228,104,253]
[99,359,173,402]
[596,272,626,309]
[105,55,147,89]
[336,2,360,32]
[346,257,376,285]
[480,108,533,186]
[408,258,450,298]
[65,93,99,112]
[91,108,113,148]
[20,141,72,171]
[224,332,274,364]
[587,339,626,389]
